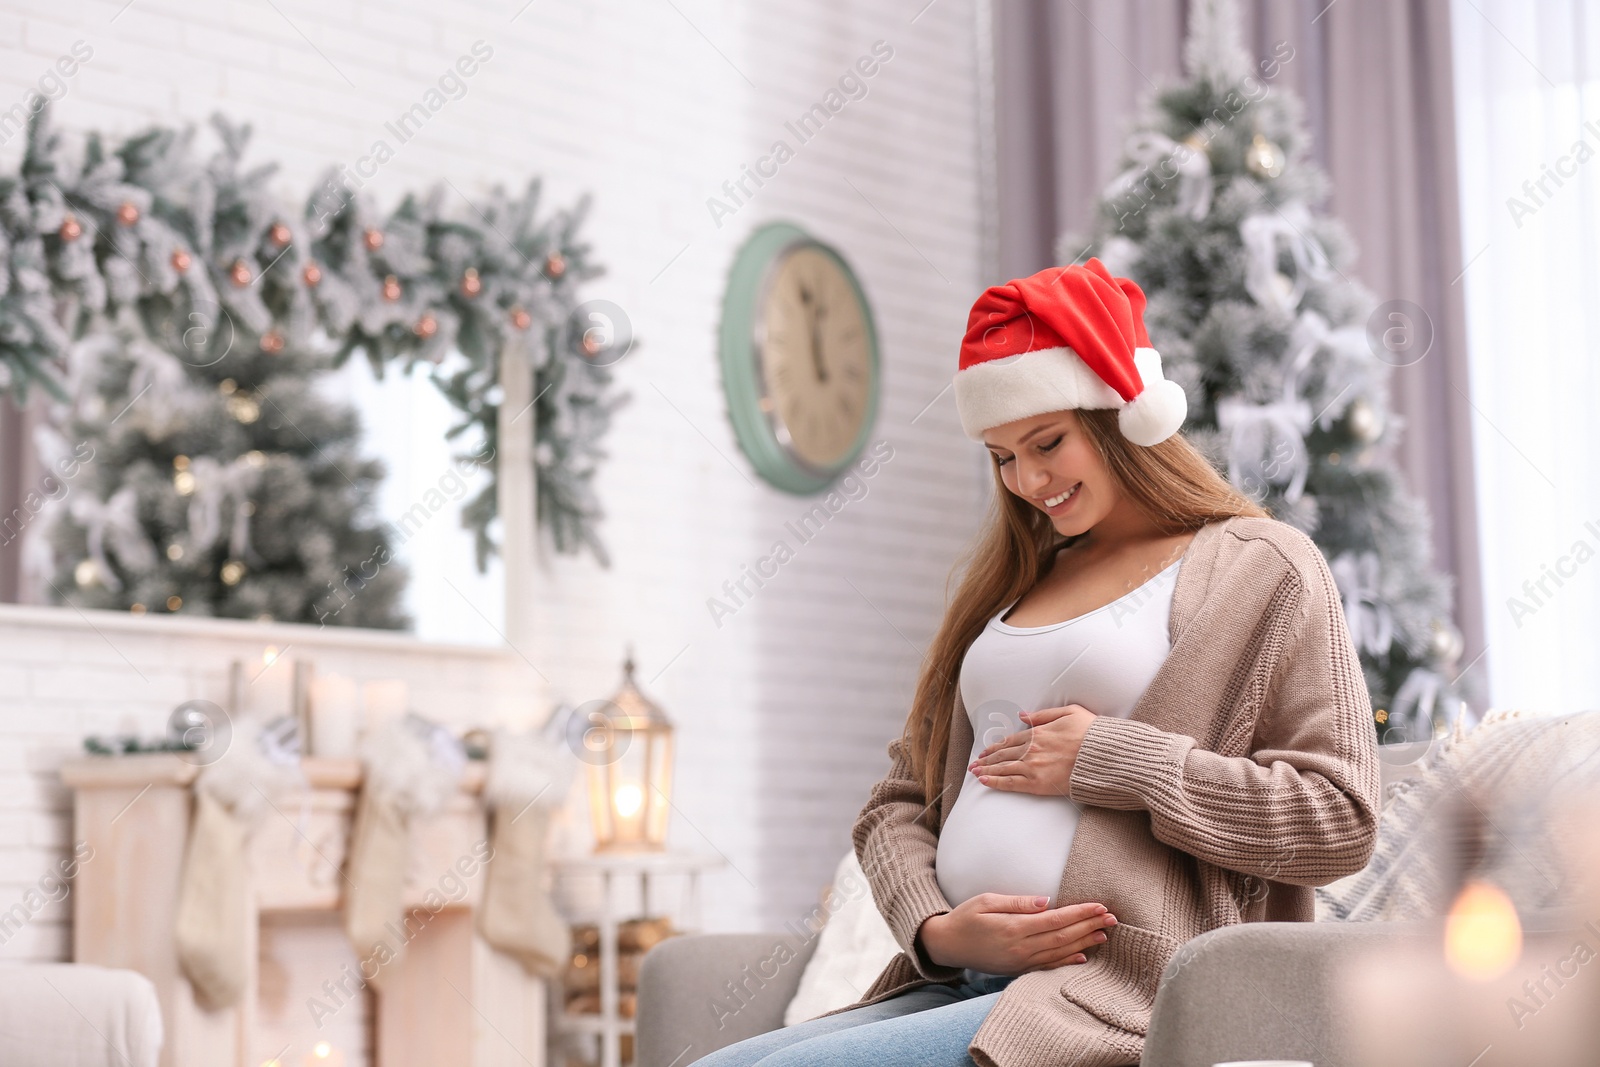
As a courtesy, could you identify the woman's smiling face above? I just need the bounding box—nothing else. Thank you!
[983,409,1117,537]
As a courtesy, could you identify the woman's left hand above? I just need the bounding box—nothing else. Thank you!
[970,704,1098,797]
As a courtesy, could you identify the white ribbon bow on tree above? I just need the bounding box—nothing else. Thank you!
[1214,302,1380,504]
[1290,309,1383,432]
[68,485,157,591]
[1388,666,1447,741]
[1104,131,1214,222]
[186,455,262,561]
[1390,667,1471,747]
[1239,202,1331,315]
[123,331,192,419]
[1215,304,1333,504]
[1216,393,1313,503]
[1330,550,1394,657]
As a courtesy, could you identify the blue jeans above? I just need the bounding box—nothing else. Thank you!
[687,968,1017,1067]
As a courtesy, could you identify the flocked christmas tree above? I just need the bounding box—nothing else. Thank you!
[0,102,627,622]
[50,319,408,626]
[1060,0,1481,744]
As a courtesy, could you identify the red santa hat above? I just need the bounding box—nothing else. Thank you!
[952,258,1187,447]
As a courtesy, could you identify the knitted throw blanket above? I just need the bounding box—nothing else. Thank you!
[1316,708,1600,922]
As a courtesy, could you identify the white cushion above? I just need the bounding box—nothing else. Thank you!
[783,848,906,1026]
[0,963,163,1067]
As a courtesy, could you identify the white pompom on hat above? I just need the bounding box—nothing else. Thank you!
[952,258,1187,447]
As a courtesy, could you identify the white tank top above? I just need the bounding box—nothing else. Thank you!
[935,555,1182,908]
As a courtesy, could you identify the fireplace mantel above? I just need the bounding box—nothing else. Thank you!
[63,754,547,1067]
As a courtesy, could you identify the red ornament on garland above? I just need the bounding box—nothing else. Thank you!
[259,330,285,354]
[544,251,566,279]
[364,228,385,251]
[510,307,532,330]
[382,274,402,302]
[414,313,439,339]
[116,201,140,226]
[269,222,292,248]
[59,214,82,242]
[302,262,323,287]
[460,267,482,298]
[229,259,253,287]
[171,249,192,273]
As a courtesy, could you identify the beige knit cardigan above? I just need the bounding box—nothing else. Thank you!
[819,515,1382,1067]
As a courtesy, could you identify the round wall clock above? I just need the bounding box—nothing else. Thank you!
[718,221,881,494]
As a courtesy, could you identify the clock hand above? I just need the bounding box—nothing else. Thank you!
[797,283,826,383]
[811,303,828,383]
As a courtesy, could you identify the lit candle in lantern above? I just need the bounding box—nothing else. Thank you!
[614,783,644,819]
[586,648,674,852]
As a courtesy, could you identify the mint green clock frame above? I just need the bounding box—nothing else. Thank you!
[718,221,881,495]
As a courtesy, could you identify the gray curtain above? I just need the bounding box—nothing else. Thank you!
[993,0,1486,673]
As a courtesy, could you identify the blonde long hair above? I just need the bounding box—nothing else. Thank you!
[904,408,1270,806]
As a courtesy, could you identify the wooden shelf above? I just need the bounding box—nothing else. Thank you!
[553,1014,636,1036]
[60,754,488,793]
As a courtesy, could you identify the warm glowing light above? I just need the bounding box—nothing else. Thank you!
[613,783,644,818]
[263,645,280,667]
[1444,879,1522,980]
[313,1042,332,1059]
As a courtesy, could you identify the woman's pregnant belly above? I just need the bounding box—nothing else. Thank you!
[935,729,1081,908]
[935,563,1179,910]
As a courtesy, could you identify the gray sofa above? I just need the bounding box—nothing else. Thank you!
[634,919,1437,1067]
[637,930,820,1067]
[638,717,1595,1066]
[636,751,1436,1067]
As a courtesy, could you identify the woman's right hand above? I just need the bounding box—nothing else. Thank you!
[915,894,1117,976]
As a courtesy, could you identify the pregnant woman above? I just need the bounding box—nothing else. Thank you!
[691,259,1380,1067]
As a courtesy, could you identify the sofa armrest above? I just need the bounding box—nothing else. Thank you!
[635,931,819,1067]
[0,963,164,1067]
[1144,920,1437,1067]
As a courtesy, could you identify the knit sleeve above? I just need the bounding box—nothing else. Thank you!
[1065,550,1382,887]
[852,732,966,982]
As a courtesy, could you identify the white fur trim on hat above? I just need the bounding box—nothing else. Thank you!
[1118,349,1188,446]
[953,347,1186,445]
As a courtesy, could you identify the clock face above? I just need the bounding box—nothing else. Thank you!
[756,245,874,473]
[719,222,879,494]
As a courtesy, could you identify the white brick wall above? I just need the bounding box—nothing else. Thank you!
[0,0,989,956]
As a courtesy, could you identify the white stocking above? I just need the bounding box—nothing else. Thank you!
[174,789,250,1010]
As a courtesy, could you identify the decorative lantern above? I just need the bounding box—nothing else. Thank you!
[585,650,674,852]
